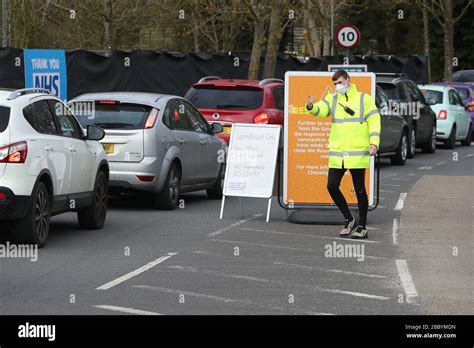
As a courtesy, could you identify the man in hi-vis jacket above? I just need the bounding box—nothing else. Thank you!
[306,70,381,239]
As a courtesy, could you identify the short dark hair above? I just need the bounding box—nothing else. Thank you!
[332,69,349,81]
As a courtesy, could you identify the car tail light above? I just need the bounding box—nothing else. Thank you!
[468,101,474,112]
[137,175,155,182]
[97,100,119,105]
[254,112,270,124]
[145,108,159,129]
[0,141,28,163]
[437,110,447,120]
[0,192,7,200]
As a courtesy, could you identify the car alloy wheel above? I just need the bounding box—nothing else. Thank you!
[34,189,49,244]
[95,173,107,225]
[410,128,416,155]
[169,167,179,202]
[402,134,408,161]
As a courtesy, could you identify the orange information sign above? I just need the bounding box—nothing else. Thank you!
[283,72,376,207]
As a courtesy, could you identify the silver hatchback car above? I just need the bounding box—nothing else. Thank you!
[70,92,226,209]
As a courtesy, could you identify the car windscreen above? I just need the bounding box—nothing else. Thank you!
[378,83,401,100]
[0,106,10,133]
[419,89,443,104]
[71,102,152,130]
[185,86,263,110]
[454,87,469,100]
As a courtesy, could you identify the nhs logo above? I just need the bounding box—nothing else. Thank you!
[33,73,61,98]
[24,49,67,101]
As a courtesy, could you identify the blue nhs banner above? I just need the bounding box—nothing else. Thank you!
[24,49,67,101]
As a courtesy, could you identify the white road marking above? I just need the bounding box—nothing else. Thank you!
[272,261,386,279]
[394,193,407,210]
[96,252,177,290]
[133,285,333,315]
[93,305,161,315]
[418,166,432,170]
[408,173,415,176]
[382,173,397,179]
[192,251,386,279]
[238,227,382,243]
[396,259,420,304]
[392,218,399,245]
[463,154,474,158]
[379,189,394,193]
[209,238,299,250]
[208,214,263,237]
[381,183,401,187]
[318,288,390,301]
[392,177,409,181]
[169,265,390,301]
[436,162,446,165]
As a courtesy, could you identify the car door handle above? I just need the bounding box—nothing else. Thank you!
[179,138,186,144]
[200,140,206,145]
[69,146,76,153]
[45,145,53,152]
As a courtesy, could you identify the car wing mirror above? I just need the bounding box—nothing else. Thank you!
[210,122,224,134]
[87,125,105,141]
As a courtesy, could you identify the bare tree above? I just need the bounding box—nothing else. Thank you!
[247,0,269,79]
[417,0,473,81]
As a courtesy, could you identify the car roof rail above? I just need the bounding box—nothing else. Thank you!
[7,88,52,100]
[375,72,408,79]
[259,78,284,86]
[197,76,221,83]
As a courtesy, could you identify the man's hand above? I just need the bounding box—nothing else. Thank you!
[369,144,378,156]
[306,96,315,110]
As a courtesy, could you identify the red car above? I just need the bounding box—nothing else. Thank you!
[184,76,284,144]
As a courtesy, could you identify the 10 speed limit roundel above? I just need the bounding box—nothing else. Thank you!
[336,24,361,49]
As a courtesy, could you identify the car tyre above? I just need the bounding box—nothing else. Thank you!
[77,170,108,229]
[391,130,408,165]
[422,123,437,153]
[407,127,416,159]
[154,162,180,210]
[444,124,456,149]
[207,165,225,199]
[461,124,472,146]
[13,182,50,248]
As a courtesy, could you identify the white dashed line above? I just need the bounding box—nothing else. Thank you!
[93,305,161,315]
[169,265,390,301]
[379,189,394,193]
[463,154,474,158]
[418,166,432,170]
[238,227,382,243]
[396,260,420,304]
[207,214,263,237]
[392,218,400,245]
[381,183,401,187]
[133,285,333,315]
[392,177,409,181]
[394,193,407,210]
[436,162,446,165]
[96,252,177,290]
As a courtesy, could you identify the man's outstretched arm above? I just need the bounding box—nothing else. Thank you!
[306,95,331,118]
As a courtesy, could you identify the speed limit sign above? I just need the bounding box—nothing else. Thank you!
[336,23,360,49]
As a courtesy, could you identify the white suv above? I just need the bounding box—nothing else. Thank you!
[0,88,109,248]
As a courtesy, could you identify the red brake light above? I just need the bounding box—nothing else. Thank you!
[437,110,447,120]
[0,141,28,163]
[97,100,119,105]
[254,112,270,124]
[0,192,6,200]
[145,108,159,129]
[420,90,427,93]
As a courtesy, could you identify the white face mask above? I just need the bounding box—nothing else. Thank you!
[335,82,349,95]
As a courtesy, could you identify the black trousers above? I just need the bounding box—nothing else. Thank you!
[327,162,368,227]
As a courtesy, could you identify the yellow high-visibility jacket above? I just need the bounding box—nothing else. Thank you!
[308,84,381,169]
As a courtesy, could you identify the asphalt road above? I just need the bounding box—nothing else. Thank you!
[1,141,473,315]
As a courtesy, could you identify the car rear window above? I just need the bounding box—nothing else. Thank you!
[454,87,469,100]
[0,106,10,133]
[378,83,401,100]
[72,102,152,130]
[185,86,263,110]
[419,89,443,104]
